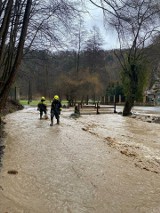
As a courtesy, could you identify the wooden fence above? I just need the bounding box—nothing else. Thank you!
[75,102,117,115]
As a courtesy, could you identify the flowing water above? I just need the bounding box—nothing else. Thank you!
[0,107,160,213]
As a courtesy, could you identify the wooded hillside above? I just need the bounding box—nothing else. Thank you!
[17,49,121,101]
[17,42,160,102]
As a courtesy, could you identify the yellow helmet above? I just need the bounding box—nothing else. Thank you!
[54,95,59,100]
[41,96,45,101]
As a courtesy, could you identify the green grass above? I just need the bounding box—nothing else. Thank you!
[19,100,51,106]
[20,99,69,107]
[19,100,29,105]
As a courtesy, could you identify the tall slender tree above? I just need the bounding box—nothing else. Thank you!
[0,0,32,110]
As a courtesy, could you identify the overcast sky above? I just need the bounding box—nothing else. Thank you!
[83,3,119,50]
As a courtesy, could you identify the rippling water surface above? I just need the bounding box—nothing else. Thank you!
[0,107,160,213]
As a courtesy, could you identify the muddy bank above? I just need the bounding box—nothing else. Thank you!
[0,100,23,118]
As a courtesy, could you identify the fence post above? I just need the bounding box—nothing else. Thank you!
[86,95,88,105]
[14,87,17,101]
[96,103,100,114]
[113,95,116,103]
[108,96,110,103]
[114,101,117,113]
[75,104,80,114]
[119,95,121,104]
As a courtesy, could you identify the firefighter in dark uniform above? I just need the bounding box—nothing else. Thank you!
[50,95,62,126]
[37,96,47,119]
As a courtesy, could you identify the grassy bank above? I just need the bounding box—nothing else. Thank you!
[20,100,69,107]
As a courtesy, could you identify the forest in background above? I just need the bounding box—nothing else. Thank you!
[17,48,120,101]
[17,35,160,103]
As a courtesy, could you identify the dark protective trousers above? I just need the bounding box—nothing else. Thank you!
[51,111,59,124]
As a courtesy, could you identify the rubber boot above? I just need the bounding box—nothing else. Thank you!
[40,112,42,119]
[57,118,59,125]
[50,119,53,126]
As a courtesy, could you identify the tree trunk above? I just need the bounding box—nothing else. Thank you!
[123,97,134,116]
[0,0,32,111]
[28,80,32,104]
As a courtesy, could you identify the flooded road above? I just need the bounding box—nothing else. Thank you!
[0,107,160,213]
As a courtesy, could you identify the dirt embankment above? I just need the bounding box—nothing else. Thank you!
[0,100,23,118]
[0,99,24,126]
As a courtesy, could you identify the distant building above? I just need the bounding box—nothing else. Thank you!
[146,78,160,105]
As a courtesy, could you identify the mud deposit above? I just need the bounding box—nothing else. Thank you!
[0,107,160,213]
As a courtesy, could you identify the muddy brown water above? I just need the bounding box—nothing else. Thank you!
[0,107,160,213]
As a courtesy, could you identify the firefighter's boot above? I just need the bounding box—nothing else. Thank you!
[50,120,53,126]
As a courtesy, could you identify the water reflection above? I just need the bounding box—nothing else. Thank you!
[132,106,160,115]
[116,105,160,114]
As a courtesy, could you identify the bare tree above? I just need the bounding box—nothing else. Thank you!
[89,0,160,115]
[0,0,32,110]
[0,0,81,111]
[25,0,81,51]
[84,26,104,73]
[70,19,87,73]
